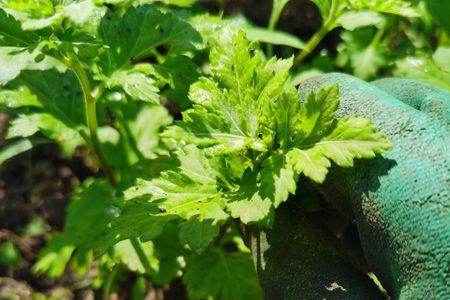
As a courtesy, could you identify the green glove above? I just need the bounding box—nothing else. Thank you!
[249,74,450,299]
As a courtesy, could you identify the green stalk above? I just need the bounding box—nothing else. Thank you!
[293,0,340,68]
[69,56,116,187]
[130,238,154,274]
[267,0,290,56]
[84,99,117,186]
[67,55,154,277]
[369,24,387,49]
[102,266,118,300]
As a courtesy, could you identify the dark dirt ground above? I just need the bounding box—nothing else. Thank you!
[0,1,339,299]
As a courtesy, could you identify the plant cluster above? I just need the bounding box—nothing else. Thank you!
[0,0,447,298]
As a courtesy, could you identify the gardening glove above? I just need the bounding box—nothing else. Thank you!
[247,74,450,299]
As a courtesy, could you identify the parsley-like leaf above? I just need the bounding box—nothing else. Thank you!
[124,145,228,221]
[164,29,292,154]
[0,8,38,46]
[289,115,392,183]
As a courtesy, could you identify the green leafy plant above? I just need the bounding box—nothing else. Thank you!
[1,0,427,298]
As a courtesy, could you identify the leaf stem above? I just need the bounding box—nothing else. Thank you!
[84,99,117,186]
[213,218,233,246]
[267,0,289,56]
[369,24,387,49]
[102,266,118,300]
[65,55,155,280]
[130,238,154,275]
[292,0,340,68]
[68,55,117,187]
[233,219,246,242]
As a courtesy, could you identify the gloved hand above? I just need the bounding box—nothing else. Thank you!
[247,74,450,299]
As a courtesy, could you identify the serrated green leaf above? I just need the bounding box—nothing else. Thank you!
[163,106,264,154]
[15,0,103,31]
[0,46,59,85]
[98,5,201,73]
[0,8,38,46]
[226,171,272,224]
[105,70,159,103]
[346,0,419,17]
[227,195,272,224]
[290,115,392,183]
[183,247,262,300]
[164,29,292,154]
[0,47,35,84]
[272,86,302,149]
[6,114,39,138]
[1,69,85,125]
[310,116,392,165]
[106,198,171,245]
[188,14,243,50]
[0,69,88,155]
[287,147,331,183]
[175,144,222,184]
[124,145,228,221]
[179,219,219,254]
[127,173,227,220]
[276,84,393,183]
[295,84,339,145]
[2,0,54,19]
[96,5,201,101]
[260,152,297,207]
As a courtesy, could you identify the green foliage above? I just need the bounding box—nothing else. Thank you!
[336,28,388,80]
[164,30,292,154]
[0,240,22,267]
[345,0,418,17]
[32,234,75,277]
[183,247,262,300]
[394,47,450,91]
[3,0,435,297]
[424,0,450,34]
[245,27,306,50]
[310,0,418,31]
[0,137,47,164]
[165,30,391,226]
